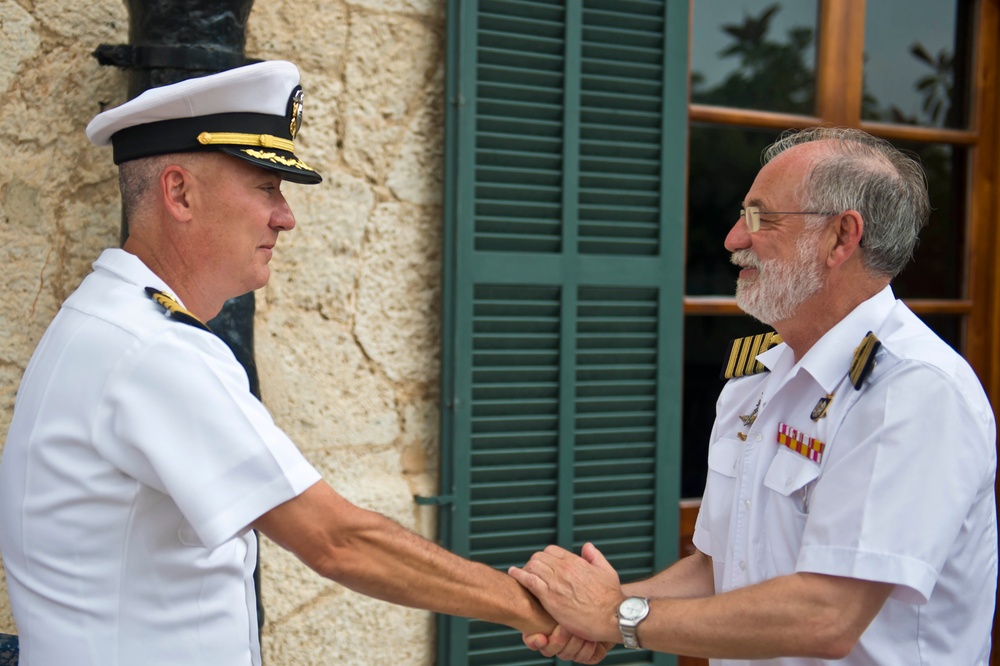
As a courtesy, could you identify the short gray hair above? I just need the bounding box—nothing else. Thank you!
[118,155,171,225]
[762,127,930,279]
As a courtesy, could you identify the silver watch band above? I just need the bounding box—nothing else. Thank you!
[617,596,650,650]
[621,624,642,650]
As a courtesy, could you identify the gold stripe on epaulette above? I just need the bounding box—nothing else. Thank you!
[144,287,212,333]
[849,331,881,390]
[721,331,782,379]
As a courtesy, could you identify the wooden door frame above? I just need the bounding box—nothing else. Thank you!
[966,3,1000,661]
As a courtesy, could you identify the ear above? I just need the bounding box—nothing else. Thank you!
[159,164,195,223]
[825,210,864,269]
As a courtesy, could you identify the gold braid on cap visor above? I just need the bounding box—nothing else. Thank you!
[197,131,295,153]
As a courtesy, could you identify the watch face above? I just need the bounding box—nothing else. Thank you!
[619,597,648,621]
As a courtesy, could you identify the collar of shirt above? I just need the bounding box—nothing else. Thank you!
[754,286,896,395]
[93,248,189,310]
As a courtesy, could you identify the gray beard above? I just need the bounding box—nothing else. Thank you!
[732,235,824,325]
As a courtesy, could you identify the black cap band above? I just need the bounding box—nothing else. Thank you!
[110,112,290,164]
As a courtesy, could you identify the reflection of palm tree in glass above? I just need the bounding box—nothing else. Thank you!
[911,43,954,125]
[691,3,815,115]
[694,4,955,128]
[866,43,954,127]
[719,4,780,59]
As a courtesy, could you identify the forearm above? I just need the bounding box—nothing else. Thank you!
[325,509,553,633]
[510,542,891,660]
[623,549,715,599]
[256,481,554,635]
[623,573,891,659]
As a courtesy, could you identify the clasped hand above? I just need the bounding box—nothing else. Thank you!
[509,542,622,663]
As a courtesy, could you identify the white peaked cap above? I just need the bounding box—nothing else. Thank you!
[85,60,321,184]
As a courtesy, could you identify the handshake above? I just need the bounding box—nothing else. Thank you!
[507,542,637,664]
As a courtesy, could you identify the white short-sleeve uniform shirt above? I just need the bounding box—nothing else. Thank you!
[0,249,322,666]
[693,287,997,666]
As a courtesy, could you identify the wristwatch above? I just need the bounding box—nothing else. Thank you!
[617,596,650,650]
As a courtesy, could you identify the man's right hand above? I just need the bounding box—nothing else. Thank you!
[522,625,614,664]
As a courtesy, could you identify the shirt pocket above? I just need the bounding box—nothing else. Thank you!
[700,437,744,560]
[763,448,821,506]
[761,449,821,576]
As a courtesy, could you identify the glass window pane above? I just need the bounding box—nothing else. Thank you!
[691,1,819,115]
[890,142,965,300]
[682,315,772,497]
[687,124,782,296]
[862,0,974,129]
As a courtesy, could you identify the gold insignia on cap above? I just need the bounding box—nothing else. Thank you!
[198,132,295,153]
[721,332,782,379]
[290,88,304,139]
[849,331,881,390]
[242,149,317,171]
[145,287,212,332]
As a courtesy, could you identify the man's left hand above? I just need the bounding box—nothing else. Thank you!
[508,542,623,644]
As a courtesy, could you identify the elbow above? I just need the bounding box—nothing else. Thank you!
[254,482,389,586]
[791,574,889,660]
[306,529,370,583]
[308,544,346,581]
[809,613,865,660]
[304,513,386,585]
[813,635,858,661]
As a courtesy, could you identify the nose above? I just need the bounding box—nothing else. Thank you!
[724,214,750,253]
[270,196,296,232]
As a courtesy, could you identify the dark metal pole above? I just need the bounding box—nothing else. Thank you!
[93,0,266,634]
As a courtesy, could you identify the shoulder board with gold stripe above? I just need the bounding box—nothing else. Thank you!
[849,331,881,390]
[145,287,212,333]
[721,331,782,380]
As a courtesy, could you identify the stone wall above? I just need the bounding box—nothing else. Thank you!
[0,0,446,663]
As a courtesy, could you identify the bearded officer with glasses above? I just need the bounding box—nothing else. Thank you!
[510,127,997,665]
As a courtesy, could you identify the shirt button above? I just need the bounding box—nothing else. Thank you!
[744,499,751,509]
[739,560,747,571]
[755,433,763,442]
[785,478,794,489]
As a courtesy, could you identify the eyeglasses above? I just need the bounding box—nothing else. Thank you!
[740,206,840,233]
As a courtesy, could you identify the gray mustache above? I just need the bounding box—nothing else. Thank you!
[730,250,761,270]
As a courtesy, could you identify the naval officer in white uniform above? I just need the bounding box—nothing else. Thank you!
[0,61,602,666]
[510,127,997,665]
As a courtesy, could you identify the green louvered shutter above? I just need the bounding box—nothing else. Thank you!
[438,1,687,663]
